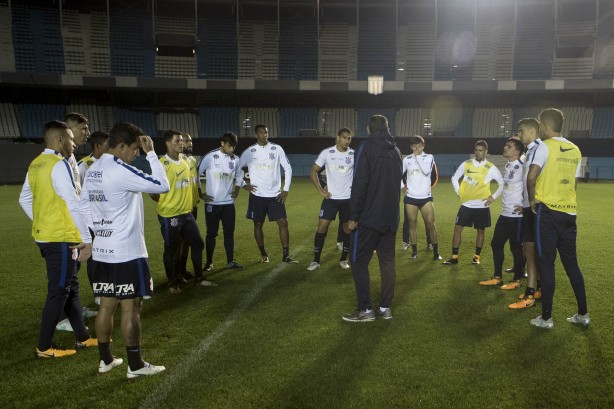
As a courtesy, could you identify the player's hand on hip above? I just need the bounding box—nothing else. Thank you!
[278,191,288,203]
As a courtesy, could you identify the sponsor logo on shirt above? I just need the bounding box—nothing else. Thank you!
[95,229,113,237]
[93,218,113,226]
[560,146,574,153]
[88,190,108,202]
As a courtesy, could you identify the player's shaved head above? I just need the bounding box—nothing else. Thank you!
[43,120,70,145]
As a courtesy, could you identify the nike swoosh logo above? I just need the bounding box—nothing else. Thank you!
[467,170,479,173]
[176,170,185,176]
[560,146,574,153]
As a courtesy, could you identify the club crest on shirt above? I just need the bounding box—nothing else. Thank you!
[228,162,234,170]
[164,161,170,165]
[251,148,256,152]
[269,153,275,160]
[329,150,335,154]
[213,154,219,159]
[345,157,352,164]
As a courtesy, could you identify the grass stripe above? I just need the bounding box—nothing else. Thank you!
[138,246,305,409]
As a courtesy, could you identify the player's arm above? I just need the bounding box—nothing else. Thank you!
[310,163,330,198]
[451,163,464,195]
[484,166,504,206]
[237,151,256,192]
[401,159,408,195]
[19,174,33,220]
[431,160,439,188]
[52,161,92,261]
[125,136,170,195]
[527,164,542,213]
[279,149,292,203]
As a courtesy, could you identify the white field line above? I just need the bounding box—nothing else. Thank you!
[139,247,304,408]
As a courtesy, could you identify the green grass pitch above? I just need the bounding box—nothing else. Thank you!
[1,180,613,408]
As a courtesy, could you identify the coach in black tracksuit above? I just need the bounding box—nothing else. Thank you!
[343,115,403,322]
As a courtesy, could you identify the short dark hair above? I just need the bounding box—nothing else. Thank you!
[64,112,88,124]
[221,132,238,146]
[475,140,488,150]
[506,137,524,154]
[254,125,267,134]
[109,122,144,149]
[89,131,109,149]
[163,129,182,143]
[367,115,388,134]
[410,135,425,145]
[517,117,540,134]
[44,120,69,133]
[539,108,564,133]
[337,128,352,136]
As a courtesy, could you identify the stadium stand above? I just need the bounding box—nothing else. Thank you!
[154,15,197,79]
[0,2,15,72]
[113,108,157,139]
[239,108,281,138]
[472,108,514,139]
[395,108,426,138]
[16,103,66,139]
[279,108,319,137]
[196,10,237,79]
[318,109,357,137]
[594,0,614,79]
[157,112,199,137]
[472,0,514,80]
[591,107,614,139]
[357,109,397,137]
[279,6,317,81]
[357,8,396,81]
[319,23,358,81]
[0,102,20,139]
[109,10,155,77]
[560,106,593,138]
[198,107,240,138]
[238,20,278,80]
[67,101,114,134]
[513,0,555,80]
[61,9,111,76]
[396,1,436,81]
[12,3,64,74]
[434,0,474,80]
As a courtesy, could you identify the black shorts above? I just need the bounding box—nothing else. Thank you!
[320,198,350,222]
[92,258,153,300]
[404,196,433,208]
[522,207,536,242]
[246,194,287,222]
[455,206,491,229]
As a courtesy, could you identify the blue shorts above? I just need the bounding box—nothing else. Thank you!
[404,196,433,208]
[320,198,350,222]
[246,194,287,222]
[455,206,491,229]
[92,258,153,300]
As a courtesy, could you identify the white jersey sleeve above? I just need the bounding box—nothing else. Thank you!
[52,160,91,243]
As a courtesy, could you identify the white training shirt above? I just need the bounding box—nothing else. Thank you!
[19,149,92,243]
[67,154,81,196]
[501,159,524,217]
[79,151,170,263]
[402,152,435,199]
[522,139,541,208]
[238,142,292,198]
[314,146,354,200]
[451,159,504,208]
[198,148,240,205]
[77,154,95,187]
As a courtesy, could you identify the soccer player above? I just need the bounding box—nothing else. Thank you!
[64,112,90,195]
[307,128,354,271]
[151,130,210,292]
[198,132,244,271]
[80,122,169,377]
[19,120,97,358]
[479,138,525,288]
[343,115,403,322]
[238,125,298,263]
[528,108,589,329]
[443,140,503,265]
[401,135,441,261]
[175,132,200,281]
[509,118,543,309]
[77,130,110,317]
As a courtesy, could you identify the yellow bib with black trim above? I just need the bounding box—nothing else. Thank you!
[156,157,193,217]
[28,153,81,242]
[458,160,493,202]
[535,138,581,213]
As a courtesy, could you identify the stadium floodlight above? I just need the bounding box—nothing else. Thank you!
[368,75,384,95]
